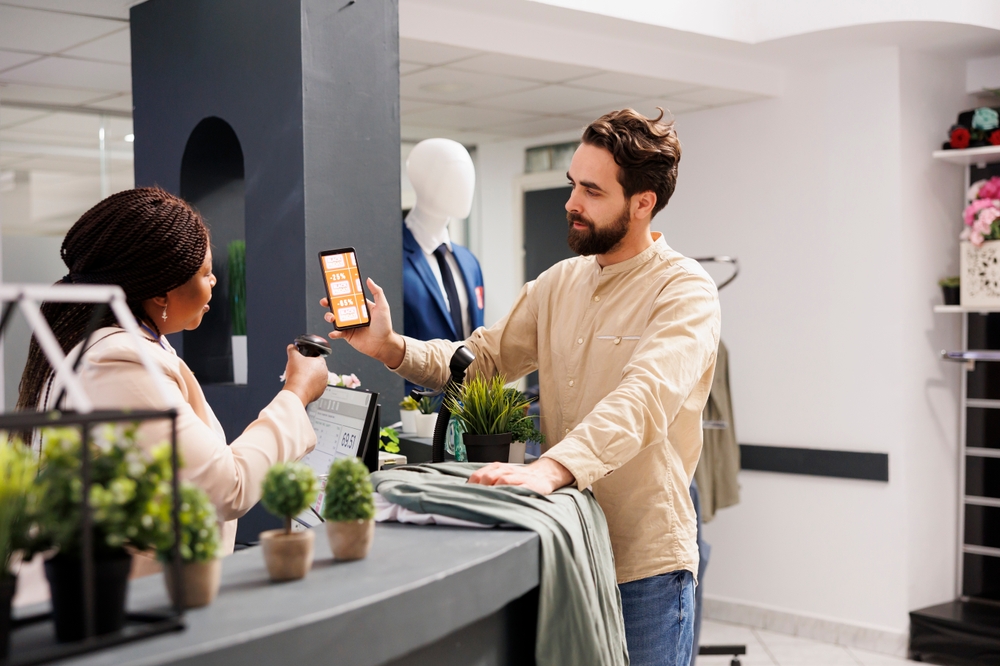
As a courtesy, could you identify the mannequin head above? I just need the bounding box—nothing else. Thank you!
[406,139,475,227]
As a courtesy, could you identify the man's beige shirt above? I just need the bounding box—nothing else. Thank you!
[395,234,721,583]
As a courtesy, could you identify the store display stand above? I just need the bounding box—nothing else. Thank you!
[909,148,1000,665]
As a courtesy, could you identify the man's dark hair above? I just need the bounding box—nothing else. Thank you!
[581,108,681,216]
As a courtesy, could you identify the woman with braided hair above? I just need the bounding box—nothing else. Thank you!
[18,187,329,554]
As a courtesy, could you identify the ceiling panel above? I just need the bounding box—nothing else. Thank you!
[480,84,636,115]
[400,98,441,116]
[668,87,763,106]
[62,26,129,64]
[399,38,478,66]
[400,61,425,75]
[0,82,105,105]
[578,98,706,120]
[401,67,538,104]
[450,53,599,84]
[0,49,39,72]
[0,105,47,128]
[0,5,121,53]
[86,92,132,111]
[490,115,586,138]
[0,55,131,92]
[3,1,138,20]
[569,72,700,98]
[401,104,536,131]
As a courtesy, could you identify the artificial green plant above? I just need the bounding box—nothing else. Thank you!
[228,240,247,336]
[379,427,400,454]
[261,462,319,535]
[321,457,375,523]
[0,437,36,579]
[155,482,221,564]
[446,375,544,443]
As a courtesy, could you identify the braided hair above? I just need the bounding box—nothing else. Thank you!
[17,187,209,411]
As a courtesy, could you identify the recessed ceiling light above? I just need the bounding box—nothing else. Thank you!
[419,82,472,94]
[125,134,135,142]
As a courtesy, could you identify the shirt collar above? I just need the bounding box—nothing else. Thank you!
[597,232,668,277]
[405,211,452,255]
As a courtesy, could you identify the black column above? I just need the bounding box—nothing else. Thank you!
[130,0,403,440]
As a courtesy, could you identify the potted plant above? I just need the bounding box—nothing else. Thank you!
[415,396,440,438]
[446,375,543,463]
[228,239,248,384]
[379,427,400,454]
[939,276,960,306]
[398,396,419,433]
[259,462,318,582]
[31,425,172,642]
[0,437,35,658]
[156,482,222,608]
[321,458,375,561]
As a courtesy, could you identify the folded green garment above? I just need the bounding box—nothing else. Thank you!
[370,462,628,666]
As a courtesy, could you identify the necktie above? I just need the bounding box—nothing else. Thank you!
[433,244,465,340]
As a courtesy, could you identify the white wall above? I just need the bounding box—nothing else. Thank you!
[471,43,972,638]
[660,46,968,635]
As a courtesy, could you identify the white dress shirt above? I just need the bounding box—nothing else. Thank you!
[405,214,471,338]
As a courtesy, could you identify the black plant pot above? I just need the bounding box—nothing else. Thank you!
[463,432,512,463]
[44,550,131,643]
[942,285,960,306]
[0,575,15,659]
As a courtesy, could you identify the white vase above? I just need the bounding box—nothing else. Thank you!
[415,412,438,438]
[399,410,417,433]
[961,240,1000,307]
[232,335,248,384]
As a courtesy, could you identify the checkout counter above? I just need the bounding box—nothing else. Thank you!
[12,523,539,666]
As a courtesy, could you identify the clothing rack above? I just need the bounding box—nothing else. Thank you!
[693,256,740,291]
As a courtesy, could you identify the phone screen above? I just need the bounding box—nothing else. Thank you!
[320,248,371,330]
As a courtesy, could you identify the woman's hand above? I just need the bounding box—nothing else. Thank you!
[282,344,329,406]
[322,278,406,369]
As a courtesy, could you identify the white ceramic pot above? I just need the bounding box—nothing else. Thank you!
[415,412,438,438]
[232,335,248,384]
[399,409,418,434]
[961,240,1000,307]
[508,440,526,464]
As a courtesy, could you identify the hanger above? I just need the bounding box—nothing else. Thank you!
[693,256,739,290]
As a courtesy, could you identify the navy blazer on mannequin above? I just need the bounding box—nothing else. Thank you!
[403,223,485,345]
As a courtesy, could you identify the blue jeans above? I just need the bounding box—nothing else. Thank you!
[619,570,695,666]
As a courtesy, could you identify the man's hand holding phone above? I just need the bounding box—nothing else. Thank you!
[322,277,406,369]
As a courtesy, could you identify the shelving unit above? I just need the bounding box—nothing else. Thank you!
[932,145,1000,167]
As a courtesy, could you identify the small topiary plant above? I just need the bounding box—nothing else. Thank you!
[261,462,319,535]
[321,458,375,523]
[155,482,221,563]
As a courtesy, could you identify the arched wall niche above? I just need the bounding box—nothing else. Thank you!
[179,116,246,385]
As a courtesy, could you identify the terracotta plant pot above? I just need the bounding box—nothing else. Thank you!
[463,432,512,463]
[260,529,314,582]
[44,550,131,642]
[164,559,222,609]
[326,519,375,561]
[0,575,14,659]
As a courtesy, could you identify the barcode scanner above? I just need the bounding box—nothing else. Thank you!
[294,334,332,357]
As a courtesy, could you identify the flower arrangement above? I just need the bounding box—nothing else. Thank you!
[961,177,1000,247]
[31,425,172,557]
[331,373,361,389]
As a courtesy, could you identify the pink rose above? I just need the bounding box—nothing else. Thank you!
[965,199,998,225]
[979,177,1000,200]
[971,230,986,247]
[342,373,361,389]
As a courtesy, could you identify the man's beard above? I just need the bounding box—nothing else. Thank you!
[567,205,630,256]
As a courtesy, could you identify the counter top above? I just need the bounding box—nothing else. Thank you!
[14,523,539,666]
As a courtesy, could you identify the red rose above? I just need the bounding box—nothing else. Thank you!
[951,127,971,149]
[991,130,1000,146]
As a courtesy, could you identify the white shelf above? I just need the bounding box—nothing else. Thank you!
[932,145,1000,167]
[934,305,1000,314]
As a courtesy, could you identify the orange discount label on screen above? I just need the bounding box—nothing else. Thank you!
[322,249,369,328]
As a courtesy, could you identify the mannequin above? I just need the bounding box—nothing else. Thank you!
[402,139,485,352]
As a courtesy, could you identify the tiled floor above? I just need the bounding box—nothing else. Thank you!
[697,620,915,666]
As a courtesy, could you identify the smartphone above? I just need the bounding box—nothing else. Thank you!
[319,247,371,330]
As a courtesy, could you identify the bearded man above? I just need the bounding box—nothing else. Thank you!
[325,108,721,666]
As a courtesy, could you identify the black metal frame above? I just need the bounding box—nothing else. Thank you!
[0,299,185,666]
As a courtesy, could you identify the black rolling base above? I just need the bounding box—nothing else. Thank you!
[909,599,1000,665]
[699,644,746,665]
